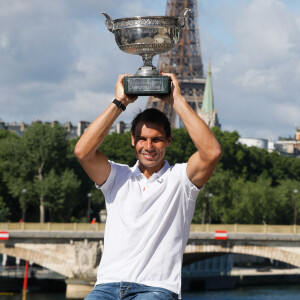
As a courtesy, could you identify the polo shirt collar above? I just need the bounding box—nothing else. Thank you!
[131,160,170,180]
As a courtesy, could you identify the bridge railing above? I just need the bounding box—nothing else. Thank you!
[1,223,300,234]
[189,224,300,234]
[0,222,105,232]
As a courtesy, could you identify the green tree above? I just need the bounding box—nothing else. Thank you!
[273,179,300,225]
[0,123,81,222]
[35,169,81,221]
[0,130,20,221]
[0,196,9,221]
[166,128,196,164]
[100,132,136,166]
[2,123,300,225]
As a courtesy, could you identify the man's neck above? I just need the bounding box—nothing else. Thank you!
[138,161,165,179]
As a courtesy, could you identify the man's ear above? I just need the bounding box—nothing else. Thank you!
[131,134,135,147]
[166,135,172,147]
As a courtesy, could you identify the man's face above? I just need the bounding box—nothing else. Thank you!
[131,122,171,174]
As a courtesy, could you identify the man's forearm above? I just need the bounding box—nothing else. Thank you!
[74,101,127,161]
[75,74,136,162]
[173,95,221,162]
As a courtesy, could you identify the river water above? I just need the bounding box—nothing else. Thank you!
[2,285,300,300]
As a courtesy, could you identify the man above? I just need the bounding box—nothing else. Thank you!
[74,73,221,299]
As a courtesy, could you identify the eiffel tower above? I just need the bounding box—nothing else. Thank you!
[146,0,209,128]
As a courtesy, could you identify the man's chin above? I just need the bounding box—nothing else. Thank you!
[139,157,165,169]
[138,159,159,168]
[140,160,156,167]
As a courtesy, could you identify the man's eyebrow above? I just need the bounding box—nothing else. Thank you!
[135,135,165,140]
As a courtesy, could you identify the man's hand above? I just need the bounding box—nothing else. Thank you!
[154,73,184,106]
[115,74,138,105]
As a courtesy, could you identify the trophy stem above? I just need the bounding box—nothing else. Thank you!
[142,54,155,67]
[135,54,160,76]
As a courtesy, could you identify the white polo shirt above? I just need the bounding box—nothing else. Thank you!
[95,160,200,296]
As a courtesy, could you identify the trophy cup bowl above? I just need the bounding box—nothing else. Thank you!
[102,9,190,95]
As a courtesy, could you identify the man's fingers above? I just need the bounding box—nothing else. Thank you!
[161,72,177,80]
[161,72,180,88]
[129,95,138,102]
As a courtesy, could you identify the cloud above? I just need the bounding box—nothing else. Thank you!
[0,0,154,125]
[0,0,299,140]
[205,0,300,138]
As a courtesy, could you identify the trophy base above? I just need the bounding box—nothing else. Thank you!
[124,76,170,96]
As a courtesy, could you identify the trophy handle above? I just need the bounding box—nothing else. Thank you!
[177,8,191,28]
[101,12,114,32]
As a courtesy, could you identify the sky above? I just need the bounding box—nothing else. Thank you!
[0,0,299,140]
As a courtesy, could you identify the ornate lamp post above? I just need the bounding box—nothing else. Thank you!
[208,193,213,224]
[87,193,92,223]
[294,189,299,225]
[22,189,27,222]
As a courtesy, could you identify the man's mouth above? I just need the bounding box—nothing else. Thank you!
[142,152,157,159]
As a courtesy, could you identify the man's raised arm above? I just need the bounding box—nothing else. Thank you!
[157,73,222,188]
[74,74,137,186]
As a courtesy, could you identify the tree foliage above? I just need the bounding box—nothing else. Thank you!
[0,124,80,222]
[0,125,299,224]
[192,128,300,224]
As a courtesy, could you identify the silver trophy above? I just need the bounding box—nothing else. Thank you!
[102,9,190,96]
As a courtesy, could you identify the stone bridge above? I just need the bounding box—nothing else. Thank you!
[1,223,300,298]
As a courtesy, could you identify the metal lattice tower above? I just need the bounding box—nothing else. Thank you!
[146,0,206,127]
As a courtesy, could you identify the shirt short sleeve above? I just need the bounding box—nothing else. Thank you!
[95,160,118,196]
[95,161,131,197]
[174,163,202,202]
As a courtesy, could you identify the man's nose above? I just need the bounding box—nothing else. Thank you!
[145,139,154,150]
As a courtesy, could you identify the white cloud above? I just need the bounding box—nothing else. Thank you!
[0,0,299,140]
[207,0,300,139]
[0,0,148,124]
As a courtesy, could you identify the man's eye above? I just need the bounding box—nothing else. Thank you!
[136,138,146,142]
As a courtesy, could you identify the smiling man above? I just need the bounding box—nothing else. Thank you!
[74,73,221,300]
[130,109,172,179]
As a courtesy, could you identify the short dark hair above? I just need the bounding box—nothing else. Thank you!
[131,108,171,138]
